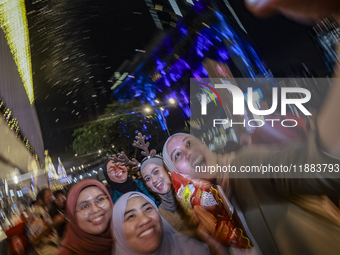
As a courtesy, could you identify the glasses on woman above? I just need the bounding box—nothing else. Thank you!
[76,194,109,216]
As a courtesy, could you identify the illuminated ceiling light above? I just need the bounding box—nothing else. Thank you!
[169,98,175,104]
[155,99,160,104]
[13,176,18,184]
[202,22,210,28]
[144,107,151,113]
[98,150,102,153]
[160,107,164,111]
[0,0,34,104]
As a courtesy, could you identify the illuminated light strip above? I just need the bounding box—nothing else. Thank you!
[0,0,34,104]
[0,97,43,168]
[145,0,163,29]
[169,0,183,17]
[222,0,247,34]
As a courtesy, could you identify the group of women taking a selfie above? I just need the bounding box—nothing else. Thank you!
[55,133,213,255]
[55,128,340,255]
[52,0,340,254]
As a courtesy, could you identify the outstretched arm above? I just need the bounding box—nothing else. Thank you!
[245,0,340,158]
[318,55,340,158]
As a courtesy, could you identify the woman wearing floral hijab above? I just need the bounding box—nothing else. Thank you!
[112,191,211,255]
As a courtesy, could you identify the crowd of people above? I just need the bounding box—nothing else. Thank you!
[12,0,340,254]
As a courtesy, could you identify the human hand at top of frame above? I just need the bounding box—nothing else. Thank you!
[244,0,340,24]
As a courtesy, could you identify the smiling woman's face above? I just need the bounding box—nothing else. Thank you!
[166,134,216,175]
[124,196,163,254]
[75,186,112,235]
[106,160,128,183]
[142,163,171,195]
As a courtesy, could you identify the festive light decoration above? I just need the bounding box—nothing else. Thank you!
[0,97,43,168]
[57,157,67,179]
[44,150,58,181]
[114,2,271,133]
[0,0,34,104]
[312,17,340,73]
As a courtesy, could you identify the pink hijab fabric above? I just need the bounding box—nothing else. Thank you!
[113,191,210,255]
[56,179,114,255]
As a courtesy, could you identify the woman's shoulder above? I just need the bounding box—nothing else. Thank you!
[111,189,123,203]
[159,207,199,238]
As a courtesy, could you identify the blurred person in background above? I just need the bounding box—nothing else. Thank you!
[103,157,160,205]
[36,188,53,210]
[49,190,67,238]
[112,192,211,255]
[55,179,114,255]
[27,188,64,255]
[136,170,143,181]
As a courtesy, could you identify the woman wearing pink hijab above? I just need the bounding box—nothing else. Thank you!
[55,179,114,255]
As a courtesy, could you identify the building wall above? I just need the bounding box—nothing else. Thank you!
[0,28,44,161]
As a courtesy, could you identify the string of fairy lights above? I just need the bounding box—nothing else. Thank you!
[0,0,34,104]
[0,98,43,168]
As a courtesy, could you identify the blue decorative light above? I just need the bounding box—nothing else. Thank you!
[113,4,271,133]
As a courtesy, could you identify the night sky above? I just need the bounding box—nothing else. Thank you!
[25,0,329,158]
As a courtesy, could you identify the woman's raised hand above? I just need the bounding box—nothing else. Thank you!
[245,0,340,24]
